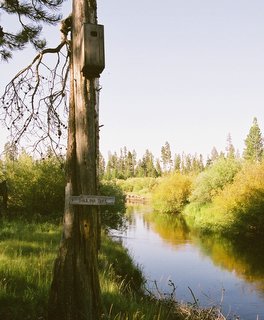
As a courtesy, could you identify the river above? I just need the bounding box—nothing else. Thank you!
[111,205,264,320]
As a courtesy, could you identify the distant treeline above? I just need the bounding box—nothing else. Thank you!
[101,117,263,179]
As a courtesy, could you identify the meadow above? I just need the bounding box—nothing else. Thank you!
[0,218,225,320]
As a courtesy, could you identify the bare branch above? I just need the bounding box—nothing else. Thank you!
[0,39,70,156]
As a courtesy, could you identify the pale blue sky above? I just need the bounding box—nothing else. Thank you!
[1,0,264,161]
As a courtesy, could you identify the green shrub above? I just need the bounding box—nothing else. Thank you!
[190,157,241,205]
[152,173,192,214]
[3,152,126,230]
[211,161,264,235]
[5,153,65,216]
[185,161,264,237]
[99,181,126,230]
[116,177,158,196]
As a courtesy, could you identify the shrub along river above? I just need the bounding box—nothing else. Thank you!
[111,205,264,320]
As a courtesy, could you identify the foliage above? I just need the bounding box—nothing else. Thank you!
[189,157,241,205]
[0,219,60,320]
[210,161,264,235]
[116,177,158,196]
[105,148,160,180]
[1,150,126,230]
[4,152,65,216]
[105,148,137,180]
[99,181,126,230]
[0,0,65,60]
[160,141,173,172]
[243,117,263,162]
[225,133,235,159]
[152,173,192,214]
[104,145,205,180]
[185,161,264,237]
[136,149,159,178]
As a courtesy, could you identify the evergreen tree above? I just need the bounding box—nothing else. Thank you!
[124,151,135,178]
[98,152,106,179]
[155,159,162,176]
[191,154,200,173]
[226,133,235,159]
[198,154,205,171]
[0,0,65,60]
[105,152,119,179]
[135,149,156,177]
[210,146,219,162]
[3,142,18,161]
[135,159,145,177]
[243,117,263,162]
[161,141,172,172]
[144,149,157,177]
[174,153,181,172]
[184,154,192,173]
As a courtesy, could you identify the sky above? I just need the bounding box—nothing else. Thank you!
[1,0,264,161]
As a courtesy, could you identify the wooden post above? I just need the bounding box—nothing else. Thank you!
[48,1,102,319]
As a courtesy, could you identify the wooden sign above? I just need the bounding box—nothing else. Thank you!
[70,195,115,206]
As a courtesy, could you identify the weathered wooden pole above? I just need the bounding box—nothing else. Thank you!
[48,0,103,319]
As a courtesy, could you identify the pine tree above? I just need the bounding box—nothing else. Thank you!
[155,159,162,176]
[161,141,172,172]
[226,133,235,159]
[125,151,135,178]
[198,154,205,171]
[174,153,181,172]
[243,117,263,162]
[0,0,65,60]
[210,146,219,162]
[98,152,106,179]
[144,149,157,177]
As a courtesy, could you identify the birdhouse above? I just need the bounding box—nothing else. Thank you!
[81,23,105,78]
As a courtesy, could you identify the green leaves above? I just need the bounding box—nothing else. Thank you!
[190,157,241,205]
[0,0,65,60]
[152,173,192,214]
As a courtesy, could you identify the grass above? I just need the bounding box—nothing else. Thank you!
[0,219,58,319]
[0,218,225,320]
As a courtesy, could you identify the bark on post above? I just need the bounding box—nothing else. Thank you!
[48,0,102,319]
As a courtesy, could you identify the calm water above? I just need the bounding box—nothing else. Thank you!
[111,205,264,320]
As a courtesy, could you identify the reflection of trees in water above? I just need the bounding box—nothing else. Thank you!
[193,235,264,294]
[140,207,264,295]
[126,205,264,295]
[143,211,191,246]
[125,204,152,230]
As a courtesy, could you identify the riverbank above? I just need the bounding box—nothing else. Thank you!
[0,218,225,320]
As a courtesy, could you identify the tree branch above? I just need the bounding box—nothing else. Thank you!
[1,39,70,156]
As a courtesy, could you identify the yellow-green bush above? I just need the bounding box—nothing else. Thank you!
[116,177,158,195]
[211,161,264,234]
[152,173,192,214]
[185,161,264,236]
[190,157,241,205]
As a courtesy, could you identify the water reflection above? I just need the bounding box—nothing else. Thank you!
[196,235,264,295]
[113,205,264,320]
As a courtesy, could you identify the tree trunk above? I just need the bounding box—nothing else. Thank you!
[48,1,102,319]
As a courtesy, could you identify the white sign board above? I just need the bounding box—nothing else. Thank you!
[70,195,115,206]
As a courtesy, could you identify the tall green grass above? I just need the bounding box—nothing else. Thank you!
[0,218,225,320]
[0,219,59,319]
